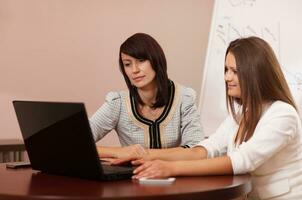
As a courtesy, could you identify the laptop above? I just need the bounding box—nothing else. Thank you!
[12,100,133,181]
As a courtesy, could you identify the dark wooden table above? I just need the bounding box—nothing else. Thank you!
[0,164,251,200]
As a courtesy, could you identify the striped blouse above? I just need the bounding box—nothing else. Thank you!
[89,81,204,148]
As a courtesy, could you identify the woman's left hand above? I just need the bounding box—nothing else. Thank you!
[132,160,174,179]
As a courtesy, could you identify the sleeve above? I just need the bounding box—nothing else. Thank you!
[89,92,121,142]
[179,87,204,148]
[229,103,298,174]
[194,116,234,158]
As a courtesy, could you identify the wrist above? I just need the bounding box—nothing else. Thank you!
[111,146,123,158]
[146,151,155,160]
[147,149,162,160]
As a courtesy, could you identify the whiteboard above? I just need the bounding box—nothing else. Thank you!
[199,0,302,136]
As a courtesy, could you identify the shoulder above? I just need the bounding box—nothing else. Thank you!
[260,101,300,134]
[174,84,198,112]
[265,101,298,117]
[100,91,128,117]
[178,84,197,101]
[105,91,125,102]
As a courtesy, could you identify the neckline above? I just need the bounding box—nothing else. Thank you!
[130,81,175,125]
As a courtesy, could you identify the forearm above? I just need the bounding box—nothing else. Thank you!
[148,146,207,161]
[96,146,122,158]
[172,156,233,176]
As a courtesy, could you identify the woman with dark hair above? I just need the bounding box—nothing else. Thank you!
[89,33,203,158]
[125,36,302,199]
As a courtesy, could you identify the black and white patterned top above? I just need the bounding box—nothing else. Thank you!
[89,81,204,149]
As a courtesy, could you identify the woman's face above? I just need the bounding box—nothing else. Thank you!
[121,53,156,90]
[225,52,241,98]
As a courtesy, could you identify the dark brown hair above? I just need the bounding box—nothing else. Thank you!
[225,36,297,144]
[119,33,169,108]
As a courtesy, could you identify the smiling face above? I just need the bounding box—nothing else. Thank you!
[121,53,156,90]
[224,52,241,98]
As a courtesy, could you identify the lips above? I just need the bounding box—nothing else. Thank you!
[133,76,145,82]
[227,84,237,88]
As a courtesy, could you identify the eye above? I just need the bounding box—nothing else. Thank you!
[138,59,146,63]
[224,67,228,73]
[224,67,237,74]
[123,62,131,67]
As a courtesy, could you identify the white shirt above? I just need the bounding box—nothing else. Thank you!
[197,101,302,199]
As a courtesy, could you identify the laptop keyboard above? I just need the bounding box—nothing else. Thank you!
[101,164,133,174]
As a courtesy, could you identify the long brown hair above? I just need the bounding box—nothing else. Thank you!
[225,36,297,144]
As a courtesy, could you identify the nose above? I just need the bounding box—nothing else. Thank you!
[132,62,140,73]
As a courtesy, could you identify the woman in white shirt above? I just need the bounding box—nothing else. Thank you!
[117,36,302,200]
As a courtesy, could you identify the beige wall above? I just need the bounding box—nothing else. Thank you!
[0,0,214,145]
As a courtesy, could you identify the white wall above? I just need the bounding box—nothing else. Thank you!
[0,0,214,145]
[200,0,302,136]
